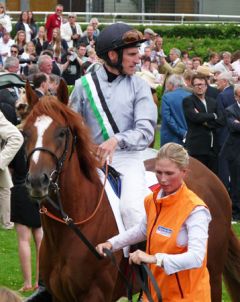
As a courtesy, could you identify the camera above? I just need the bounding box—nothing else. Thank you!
[68,52,77,62]
[19,58,37,64]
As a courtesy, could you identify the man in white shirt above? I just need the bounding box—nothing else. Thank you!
[139,28,156,55]
[60,13,82,48]
[213,51,233,73]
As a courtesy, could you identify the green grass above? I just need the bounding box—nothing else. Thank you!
[0,228,37,299]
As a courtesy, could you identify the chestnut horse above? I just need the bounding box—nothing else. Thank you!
[23,81,240,302]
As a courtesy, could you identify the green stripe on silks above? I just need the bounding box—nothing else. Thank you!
[81,76,110,141]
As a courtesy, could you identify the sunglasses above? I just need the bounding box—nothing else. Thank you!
[193,83,206,87]
[57,9,63,12]
[11,50,18,54]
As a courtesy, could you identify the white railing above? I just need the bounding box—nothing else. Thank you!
[7,11,240,25]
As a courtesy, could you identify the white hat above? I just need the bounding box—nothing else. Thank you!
[135,70,160,90]
[144,28,156,36]
[68,12,76,17]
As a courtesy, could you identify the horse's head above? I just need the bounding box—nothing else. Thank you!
[23,84,71,199]
[23,79,98,200]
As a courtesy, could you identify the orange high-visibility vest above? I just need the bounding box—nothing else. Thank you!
[144,183,211,302]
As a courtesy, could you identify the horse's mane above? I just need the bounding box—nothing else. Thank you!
[24,96,99,182]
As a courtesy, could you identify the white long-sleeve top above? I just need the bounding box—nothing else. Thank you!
[109,205,211,275]
[0,111,23,188]
[0,14,12,33]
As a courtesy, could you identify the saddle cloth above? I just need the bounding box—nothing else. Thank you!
[101,164,122,198]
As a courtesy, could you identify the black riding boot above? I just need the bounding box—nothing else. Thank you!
[25,283,52,302]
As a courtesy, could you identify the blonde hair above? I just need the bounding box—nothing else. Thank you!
[51,27,62,58]
[37,26,47,41]
[0,287,23,302]
[87,47,96,56]
[157,143,189,169]
[15,30,26,46]
[24,41,35,54]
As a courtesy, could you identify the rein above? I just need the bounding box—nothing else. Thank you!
[39,163,108,226]
[103,248,162,302]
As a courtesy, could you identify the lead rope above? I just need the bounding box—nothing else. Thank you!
[103,248,162,302]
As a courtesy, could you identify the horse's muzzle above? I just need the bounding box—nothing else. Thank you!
[26,172,50,199]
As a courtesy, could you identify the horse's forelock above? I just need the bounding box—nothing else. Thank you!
[24,96,99,182]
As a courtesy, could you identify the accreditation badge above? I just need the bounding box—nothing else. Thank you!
[156,225,173,237]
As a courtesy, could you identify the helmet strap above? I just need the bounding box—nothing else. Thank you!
[105,49,124,75]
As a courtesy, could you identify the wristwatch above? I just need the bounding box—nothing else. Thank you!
[155,253,164,268]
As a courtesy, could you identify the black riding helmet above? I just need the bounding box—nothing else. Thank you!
[96,23,146,73]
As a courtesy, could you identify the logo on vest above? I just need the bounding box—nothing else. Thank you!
[156,226,172,237]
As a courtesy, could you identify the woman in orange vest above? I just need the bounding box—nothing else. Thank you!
[96,142,212,301]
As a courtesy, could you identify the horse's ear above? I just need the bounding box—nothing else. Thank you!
[25,80,39,108]
[56,79,69,105]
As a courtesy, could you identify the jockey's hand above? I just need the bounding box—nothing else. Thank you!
[97,137,118,165]
[96,241,113,257]
[129,250,157,265]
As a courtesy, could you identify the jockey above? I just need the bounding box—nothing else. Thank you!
[69,22,158,229]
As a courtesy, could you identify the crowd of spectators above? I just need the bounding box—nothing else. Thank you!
[1,3,240,294]
[0,4,102,85]
[0,3,239,89]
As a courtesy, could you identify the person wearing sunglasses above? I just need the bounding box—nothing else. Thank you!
[45,4,63,42]
[10,45,19,58]
[60,12,82,48]
[70,22,157,230]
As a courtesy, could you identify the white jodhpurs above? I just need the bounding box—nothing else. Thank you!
[111,150,149,229]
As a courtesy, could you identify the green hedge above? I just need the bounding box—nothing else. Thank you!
[86,24,240,61]
[98,23,240,39]
[158,37,240,61]
[135,24,240,39]
[11,23,240,40]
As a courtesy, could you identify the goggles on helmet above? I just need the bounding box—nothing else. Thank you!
[110,29,145,51]
[121,30,144,45]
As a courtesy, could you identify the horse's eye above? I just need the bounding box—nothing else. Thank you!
[58,129,66,138]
